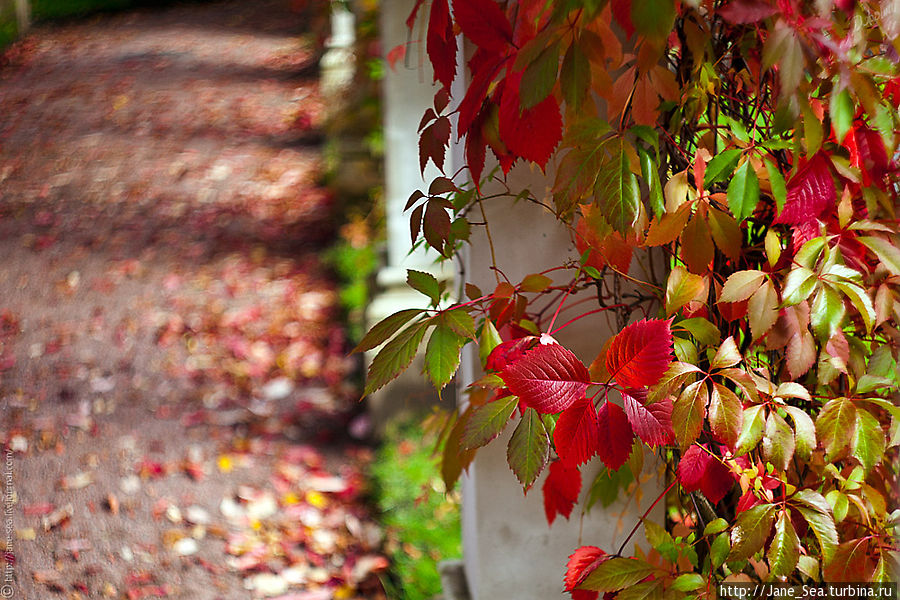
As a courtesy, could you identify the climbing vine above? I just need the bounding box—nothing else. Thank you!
[361,0,900,595]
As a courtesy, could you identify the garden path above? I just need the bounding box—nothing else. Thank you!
[0,2,386,598]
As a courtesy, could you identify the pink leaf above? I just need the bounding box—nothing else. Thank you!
[605,319,674,390]
[543,460,582,525]
[596,401,634,470]
[554,397,601,467]
[501,340,590,414]
[774,153,835,226]
[623,389,674,447]
[719,0,778,24]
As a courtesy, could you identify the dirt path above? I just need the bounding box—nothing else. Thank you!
[0,2,386,598]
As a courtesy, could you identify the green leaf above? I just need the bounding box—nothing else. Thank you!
[640,148,665,219]
[615,579,664,600]
[782,267,818,306]
[810,287,845,341]
[851,409,885,474]
[795,237,826,270]
[671,573,704,592]
[709,382,743,449]
[707,206,742,261]
[520,40,560,110]
[407,269,442,305]
[711,532,730,568]
[727,160,760,223]
[833,281,876,333]
[596,141,641,234]
[735,404,766,455]
[579,557,657,593]
[768,510,801,578]
[762,410,795,471]
[816,397,858,461]
[764,159,787,214]
[711,336,741,370]
[719,270,766,303]
[729,503,777,561]
[442,308,477,338]
[830,88,854,144]
[364,320,430,396]
[424,322,467,390]
[586,466,633,511]
[672,380,707,449]
[857,236,900,278]
[704,149,742,189]
[784,406,817,461]
[631,0,675,39]
[665,266,704,317]
[748,279,779,340]
[520,273,553,293]
[792,489,838,562]
[704,518,729,536]
[353,308,425,353]
[479,320,503,368]
[561,41,591,112]
[826,489,849,523]
[506,408,549,489]
[680,317,721,347]
[461,395,519,450]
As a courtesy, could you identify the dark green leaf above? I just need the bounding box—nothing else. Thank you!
[851,409,885,474]
[461,395,519,450]
[353,308,425,353]
[768,510,801,577]
[520,40,560,110]
[729,503,776,561]
[830,88,853,144]
[816,397,858,461]
[792,489,838,561]
[579,557,657,592]
[443,308,477,338]
[764,159,787,213]
[640,148,665,219]
[631,0,676,40]
[727,160,760,223]
[735,404,765,455]
[762,410,795,471]
[364,320,430,396]
[858,236,900,278]
[407,269,442,305]
[784,406,816,461]
[561,42,591,112]
[672,380,707,449]
[596,141,641,234]
[424,322,466,390]
[704,149,741,189]
[506,408,549,489]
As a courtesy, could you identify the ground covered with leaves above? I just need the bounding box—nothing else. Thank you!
[0,1,389,598]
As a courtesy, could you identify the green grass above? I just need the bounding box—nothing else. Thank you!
[371,418,461,600]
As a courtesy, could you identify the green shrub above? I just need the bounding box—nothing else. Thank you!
[371,418,461,600]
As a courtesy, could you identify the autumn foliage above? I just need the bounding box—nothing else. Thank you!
[362,0,900,595]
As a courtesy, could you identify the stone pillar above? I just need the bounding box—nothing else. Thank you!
[367,0,455,429]
[13,0,28,34]
[455,165,665,599]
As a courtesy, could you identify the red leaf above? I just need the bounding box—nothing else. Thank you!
[623,390,674,447]
[718,0,778,24]
[774,153,835,226]
[596,401,634,470]
[501,339,590,414]
[386,44,406,71]
[452,0,512,52]
[498,70,563,168]
[406,0,426,28]
[427,0,457,89]
[419,116,452,173]
[610,0,635,37]
[677,444,708,491]
[852,125,890,189]
[457,54,502,136]
[543,460,582,525]
[565,546,608,592]
[677,444,733,504]
[554,397,601,467]
[605,319,674,390]
[486,336,536,372]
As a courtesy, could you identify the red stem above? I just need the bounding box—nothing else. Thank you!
[616,478,678,557]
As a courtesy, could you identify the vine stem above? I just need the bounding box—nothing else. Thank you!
[616,478,678,557]
[547,271,581,333]
[549,305,626,336]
